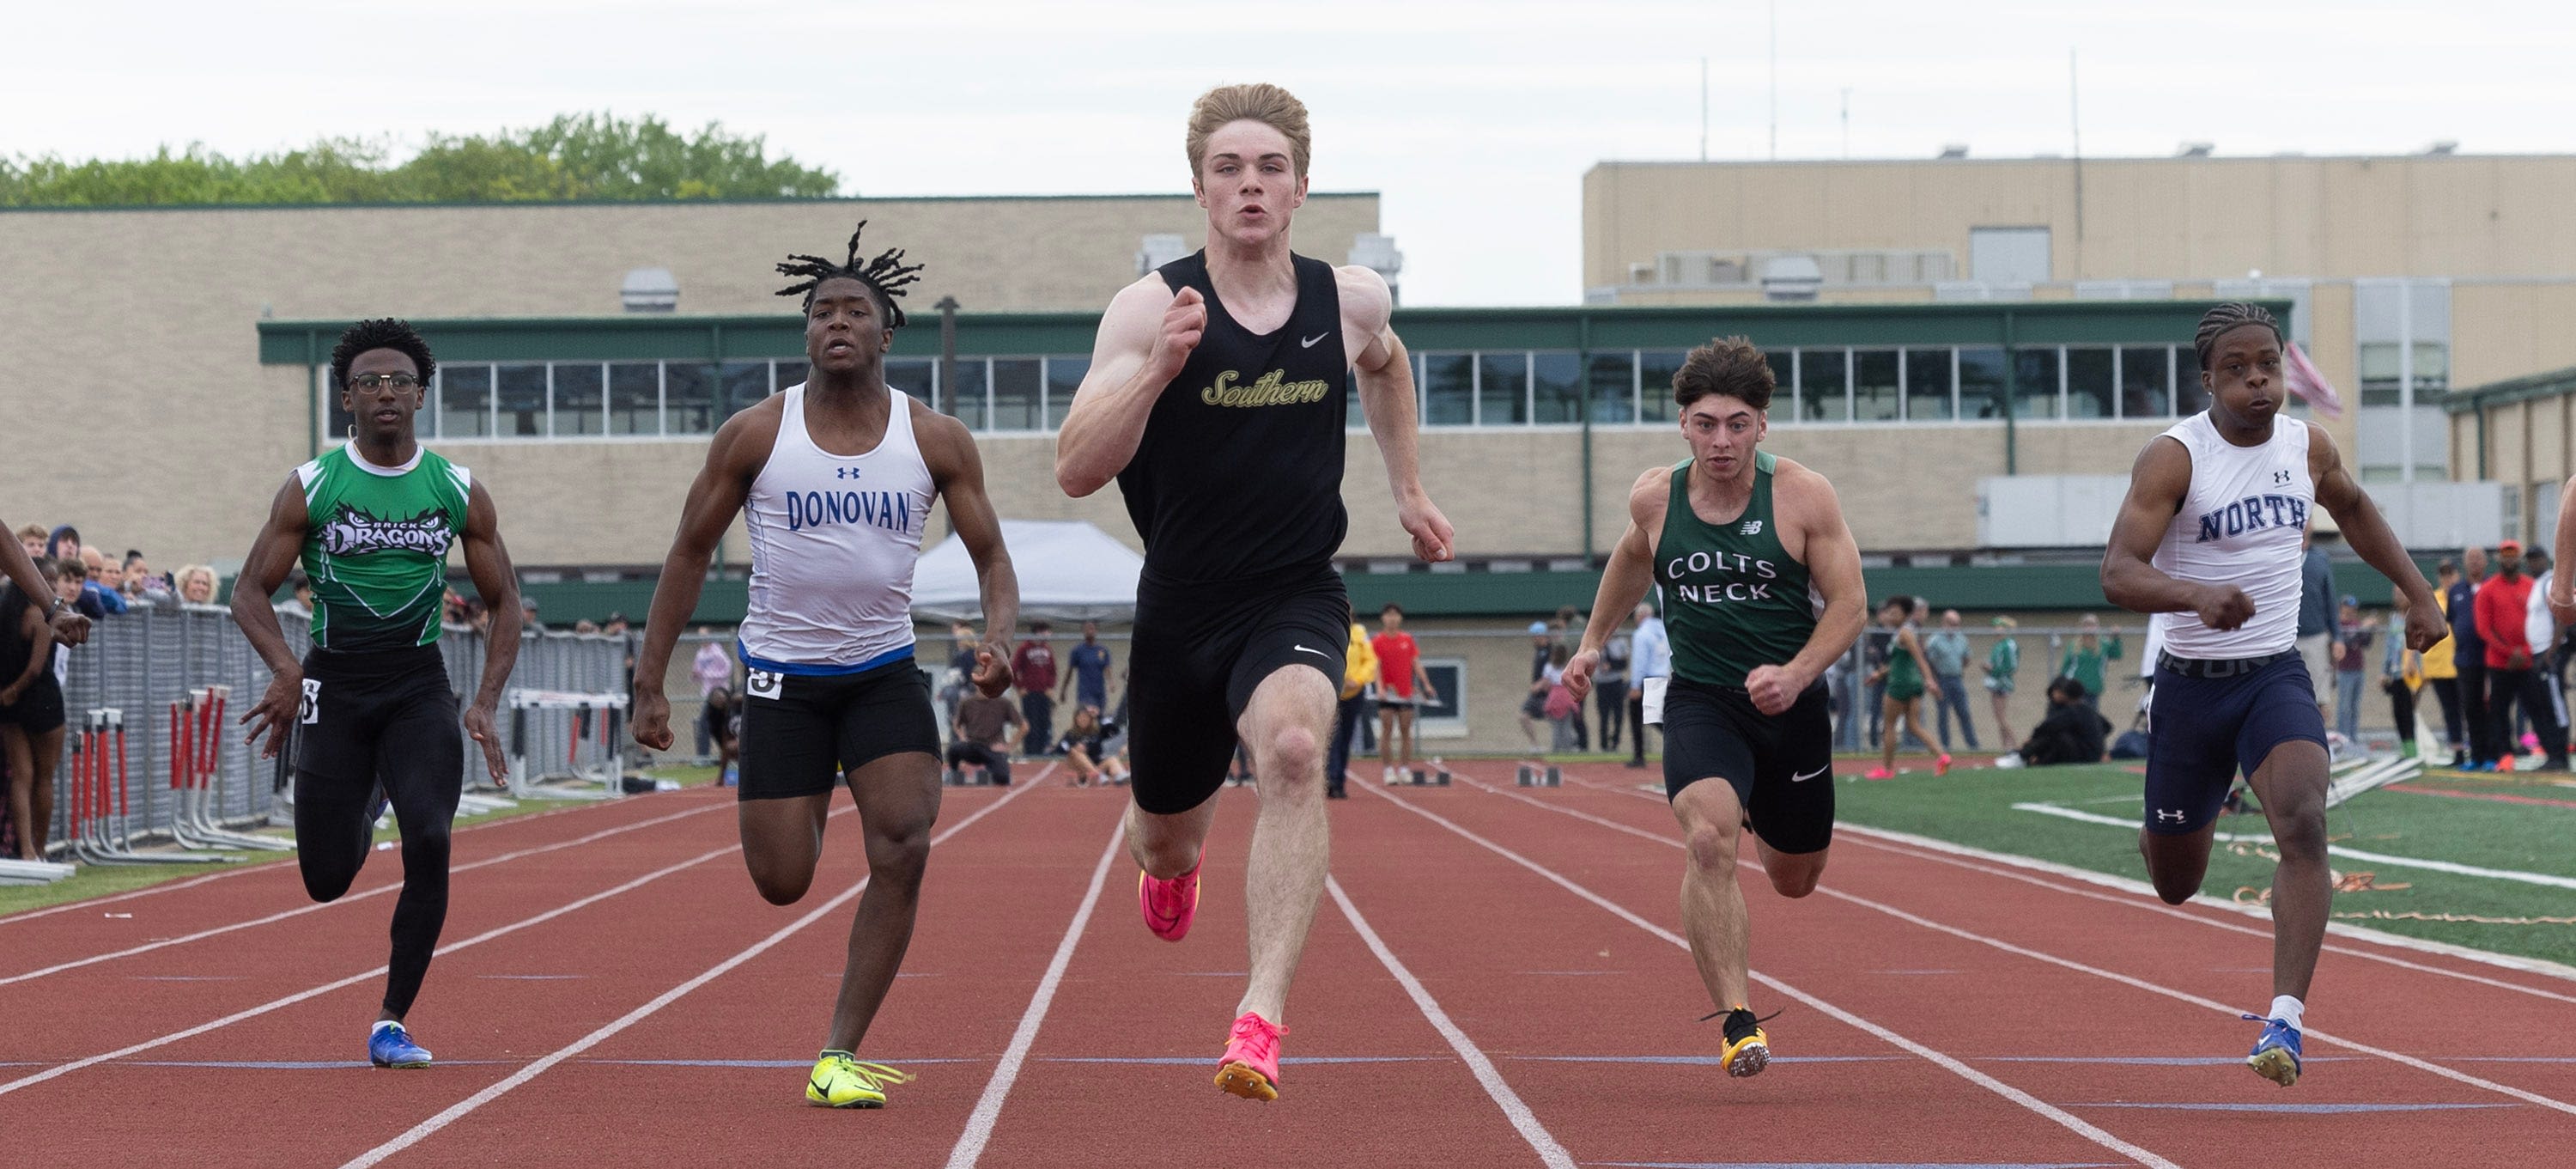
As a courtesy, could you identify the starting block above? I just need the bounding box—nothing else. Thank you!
[1405,765,1451,787]
[944,767,1001,787]
[1516,764,1561,788]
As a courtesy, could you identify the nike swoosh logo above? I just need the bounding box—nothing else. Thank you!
[1300,332,1329,348]
[1789,766,1827,782]
[1292,645,1334,659]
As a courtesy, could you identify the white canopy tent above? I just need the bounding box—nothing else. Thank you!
[909,519,1144,624]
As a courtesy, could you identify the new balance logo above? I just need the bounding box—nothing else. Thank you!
[1739,520,1764,536]
[2155,808,2188,825]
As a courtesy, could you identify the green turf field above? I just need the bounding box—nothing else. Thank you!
[1828,758,2576,969]
[0,765,720,917]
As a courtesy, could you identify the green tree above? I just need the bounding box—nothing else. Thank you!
[0,113,840,206]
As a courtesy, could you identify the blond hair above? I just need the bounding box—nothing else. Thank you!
[1185,83,1312,180]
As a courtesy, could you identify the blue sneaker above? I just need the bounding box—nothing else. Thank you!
[2242,1013,2301,1087]
[369,1022,434,1069]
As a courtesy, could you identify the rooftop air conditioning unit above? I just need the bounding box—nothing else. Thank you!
[1760,255,1824,302]
[620,268,677,314]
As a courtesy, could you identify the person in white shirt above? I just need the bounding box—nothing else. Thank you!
[1625,601,1669,769]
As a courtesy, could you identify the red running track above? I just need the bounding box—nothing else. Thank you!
[3,763,2572,1167]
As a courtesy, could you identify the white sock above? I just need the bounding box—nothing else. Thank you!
[372,1020,401,1035]
[2269,994,2305,1031]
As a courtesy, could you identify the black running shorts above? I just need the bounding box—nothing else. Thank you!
[295,644,464,799]
[737,655,941,801]
[1661,678,1835,855]
[1127,565,1348,816]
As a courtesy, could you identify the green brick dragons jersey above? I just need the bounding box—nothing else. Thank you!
[295,445,471,653]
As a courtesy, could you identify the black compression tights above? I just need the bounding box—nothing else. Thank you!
[295,760,461,1020]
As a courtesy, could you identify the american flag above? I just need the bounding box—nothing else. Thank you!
[2282,340,2344,419]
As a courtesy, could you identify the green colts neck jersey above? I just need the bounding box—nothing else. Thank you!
[1655,451,1821,688]
[295,444,471,653]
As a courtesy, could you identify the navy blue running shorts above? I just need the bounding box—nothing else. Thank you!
[2142,650,2327,835]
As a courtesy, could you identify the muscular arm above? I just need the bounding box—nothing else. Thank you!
[2311,423,2445,651]
[1768,462,1868,693]
[231,476,312,757]
[1056,277,1191,497]
[630,409,766,750]
[2099,436,2235,619]
[458,483,523,782]
[1564,470,1667,702]
[920,405,1019,695]
[1346,267,1455,563]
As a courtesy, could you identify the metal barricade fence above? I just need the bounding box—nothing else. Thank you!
[39,606,627,855]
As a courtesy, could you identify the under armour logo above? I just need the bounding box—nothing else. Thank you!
[2155,808,2187,824]
[1739,520,1764,536]
[2272,469,2293,485]
[835,467,863,480]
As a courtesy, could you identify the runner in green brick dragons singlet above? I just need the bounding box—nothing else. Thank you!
[231,319,526,1074]
[1558,338,1868,1087]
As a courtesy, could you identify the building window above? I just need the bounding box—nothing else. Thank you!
[496,363,546,437]
[1420,352,1473,425]
[609,362,660,435]
[1585,351,1636,424]
[2012,348,2059,419]
[2175,345,2207,415]
[1853,350,1901,422]
[1801,349,1850,422]
[884,358,933,405]
[2066,347,2115,419]
[554,363,605,436]
[1532,352,1583,424]
[991,358,1042,430]
[1905,348,1954,420]
[1046,356,1088,429]
[1637,350,1689,424]
[440,365,492,438]
[1958,348,2007,421]
[2118,346,2171,419]
[950,358,989,430]
[720,362,769,422]
[1478,352,1528,425]
[665,364,720,435]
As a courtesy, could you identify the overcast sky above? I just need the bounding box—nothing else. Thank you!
[14,1,2572,306]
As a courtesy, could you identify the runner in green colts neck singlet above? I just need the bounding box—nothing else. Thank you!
[1656,450,1819,688]
[1558,338,1867,1087]
[1868,596,1941,780]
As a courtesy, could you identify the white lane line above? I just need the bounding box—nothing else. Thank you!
[343,776,1047,1169]
[0,834,747,1098]
[1327,874,1578,1169]
[1835,825,2576,1003]
[0,801,728,985]
[2014,801,2576,890]
[1466,770,2576,1117]
[1353,780,2183,1169]
[1558,769,2576,991]
[0,789,677,928]
[942,815,1127,1169]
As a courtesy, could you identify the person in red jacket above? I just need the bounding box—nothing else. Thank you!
[2474,539,2567,770]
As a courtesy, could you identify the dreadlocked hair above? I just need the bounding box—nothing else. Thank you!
[2195,301,2281,366]
[775,220,926,327]
[331,318,436,390]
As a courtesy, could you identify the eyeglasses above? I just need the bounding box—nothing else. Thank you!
[349,373,422,391]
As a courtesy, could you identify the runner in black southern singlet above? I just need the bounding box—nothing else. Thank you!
[1562,337,1868,1084]
[1055,82,1455,1102]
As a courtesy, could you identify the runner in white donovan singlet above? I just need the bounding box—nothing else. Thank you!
[630,224,1020,1109]
[2102,302,2443,1089]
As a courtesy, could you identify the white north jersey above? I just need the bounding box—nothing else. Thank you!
[736,383,936,674]
[2149,411,2314,660]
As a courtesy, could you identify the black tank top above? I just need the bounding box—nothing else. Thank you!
[1118,251,1349,586]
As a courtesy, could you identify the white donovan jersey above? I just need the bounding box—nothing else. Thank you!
[738,384,936,673]
[2150,412,2313,660]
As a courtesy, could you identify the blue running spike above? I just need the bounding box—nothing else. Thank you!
[2242,1013,2302,1087]
[369,1022,434,1069]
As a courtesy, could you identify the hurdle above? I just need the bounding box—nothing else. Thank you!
[71,708,227,866]
[2324,751,2422,809]
[506,688,629,800]
[170,687,292,852]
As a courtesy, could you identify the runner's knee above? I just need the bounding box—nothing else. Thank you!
[1683,820,1740,878]
[1766,859,1823,898]
[1255,723,1321,783]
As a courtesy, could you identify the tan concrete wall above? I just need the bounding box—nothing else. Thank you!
[0,194,1376,569]
[1586,155,2576,289]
